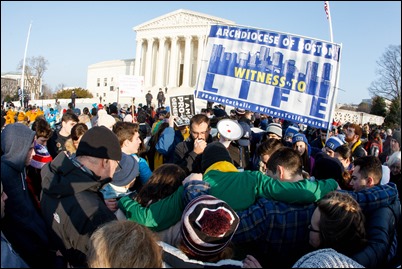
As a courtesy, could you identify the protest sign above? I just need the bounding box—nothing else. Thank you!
[169,94,196,126]
[118,75,145,98]
[195,24,342,129]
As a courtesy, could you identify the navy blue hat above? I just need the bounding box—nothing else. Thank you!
[292,133,308,145]
[112,153,139,187]
[213,108,228,119]
[325,136,345,151]
[285,126,299,138]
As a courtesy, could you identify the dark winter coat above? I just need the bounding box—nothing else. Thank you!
[174,135,214,175]
[40,152,117,267]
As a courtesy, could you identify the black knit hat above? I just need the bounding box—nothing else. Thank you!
[201,141,233,172]
[76,126,122,161]
[312,152,344,183]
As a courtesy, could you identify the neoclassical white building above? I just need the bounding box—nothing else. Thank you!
[86,59,135,104]
[133,9,234,89]
[84,9,384,126]
[86,9,234,105]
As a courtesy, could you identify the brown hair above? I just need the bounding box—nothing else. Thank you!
[266,147,303,178]
[112,121,140,147]
[335,143,352,161]
[257,138,284,157]
[349,123,363,139]
[87,220,162,268]
[61,111,79,123]
[31,116,53,139]
[136,163,186,207]
[190,114,210,130]
[353,155,382,185]
[317,191,367,255]
[70,123,89,142]
[65,123,88,155]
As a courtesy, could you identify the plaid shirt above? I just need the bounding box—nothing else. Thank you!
[183,181,399,264]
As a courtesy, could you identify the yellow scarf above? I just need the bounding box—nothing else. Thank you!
[204,161,238,174]
[351,139,362,153]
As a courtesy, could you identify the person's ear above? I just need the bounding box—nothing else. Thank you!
[366,176,375,187]
[277,165,285,180]
[122,139,130,148]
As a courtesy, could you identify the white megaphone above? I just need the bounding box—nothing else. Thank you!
[217,119,244,148]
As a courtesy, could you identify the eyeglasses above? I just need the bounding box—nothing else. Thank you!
[115,160,122,172]
[308,224,320,233]
[191,130,209,137]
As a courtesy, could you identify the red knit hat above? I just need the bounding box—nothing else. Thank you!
[31,143,52,169]
[181,195,239,258]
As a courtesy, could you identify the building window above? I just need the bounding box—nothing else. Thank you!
[103,93,106,97]
[104,78,107,86]
[96,93,99,97]
[110,86,114,91]
[97,78,100,87]
[111,77,114,82]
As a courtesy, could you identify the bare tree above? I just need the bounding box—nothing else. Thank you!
[368,45,401,102]
[55,83,66,92]
[41,83,53,99]
[1,78,18,103]
[18,56,49,100]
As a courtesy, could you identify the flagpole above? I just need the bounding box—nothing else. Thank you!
[324,1,334,42]
[21,21,33,107]
[324,1,337,138]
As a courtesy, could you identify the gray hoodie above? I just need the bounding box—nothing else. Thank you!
[1,123,52,267]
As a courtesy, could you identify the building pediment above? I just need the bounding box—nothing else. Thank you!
[134,9,234,31]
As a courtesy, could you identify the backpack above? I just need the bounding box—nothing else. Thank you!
[369,141,380,157]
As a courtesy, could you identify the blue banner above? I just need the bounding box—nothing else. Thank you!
[195,25,342,129]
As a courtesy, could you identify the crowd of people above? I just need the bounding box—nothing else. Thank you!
[1,99,401,268]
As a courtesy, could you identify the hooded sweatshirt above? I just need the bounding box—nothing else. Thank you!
[40,152,117,267]
[1,123,52,267]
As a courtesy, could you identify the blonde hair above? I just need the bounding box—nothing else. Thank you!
[87,220,162,268]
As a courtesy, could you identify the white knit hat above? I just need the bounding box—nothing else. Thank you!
[124,114,133,123]
[292,248,364,268]
[97,114,116,130]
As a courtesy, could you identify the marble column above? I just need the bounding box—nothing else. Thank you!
[134,38,143,76]
[182,35,192,87]
[168,36,179,88]
[145,38,154,87]
[156,37,166,87]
